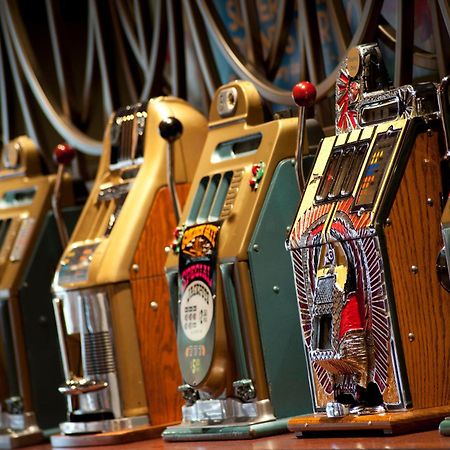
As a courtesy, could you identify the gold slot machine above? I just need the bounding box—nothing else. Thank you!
[163,80,322,441]
[0,136,75,448]
[287,43,450,436]
[50,97,207,447]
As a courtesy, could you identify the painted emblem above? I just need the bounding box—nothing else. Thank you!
[177,223,220,386]
[249,161,265,190]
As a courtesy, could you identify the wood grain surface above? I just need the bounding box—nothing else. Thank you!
[130,185,190,425]
[131,185,190,280]
[130,275,182,425]
[20,429,450,449]
[384,131,450,408]
[288,405,450,435]
[50,424,170,447]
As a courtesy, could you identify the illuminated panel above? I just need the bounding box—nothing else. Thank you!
[58,242,100,285]
[353,128,401,210]
[110,103,147,167]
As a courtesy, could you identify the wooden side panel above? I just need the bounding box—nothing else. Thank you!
[130,185,190,424]
[130,275,182,424]
[131,185,190,280]
[384,131,450,408]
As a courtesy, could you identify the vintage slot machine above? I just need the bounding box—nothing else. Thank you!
[287,43,450,436]
[163,80,323,441]
[50,97,207,447]
[0,136,75,448]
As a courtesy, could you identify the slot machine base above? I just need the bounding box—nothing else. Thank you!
[288,406,450,437]
[50,423,174,447]
[162,418,289,441]
[0,430,43,449]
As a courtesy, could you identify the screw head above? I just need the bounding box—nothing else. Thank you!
[132,263,139,273]
[426,198,433,207]
[273,286,280,294]
[150,301,158,311]
[38,315,48,326]
[253,244,260,252]
[408,332,415,342]
[411,265,419,274]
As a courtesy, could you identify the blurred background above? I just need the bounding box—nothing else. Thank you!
[0,0,449,181]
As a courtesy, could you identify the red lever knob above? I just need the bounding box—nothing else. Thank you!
[54,143,75,166]
[292,81,317,108]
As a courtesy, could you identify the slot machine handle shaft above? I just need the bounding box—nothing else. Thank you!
[52,298,72,382]
[159,117,183,223]
[52,143,75,249]
[438,75,450,158]
[292,81,317,193]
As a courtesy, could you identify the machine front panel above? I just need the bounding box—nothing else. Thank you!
[288,120,411,412]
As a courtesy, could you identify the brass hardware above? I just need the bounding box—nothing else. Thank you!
[150,301,158,311]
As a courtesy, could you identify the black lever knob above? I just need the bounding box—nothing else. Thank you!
[159,117,183,143]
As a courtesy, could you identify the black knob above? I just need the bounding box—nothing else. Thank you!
[159,117,183,143]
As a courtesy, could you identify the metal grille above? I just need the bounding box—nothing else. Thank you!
[83,331,116,375]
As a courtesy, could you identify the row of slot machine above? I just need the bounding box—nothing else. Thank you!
[2,43,450,448]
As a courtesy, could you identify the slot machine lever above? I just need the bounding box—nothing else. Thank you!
[292,81,317,193]
[159,117,183,223]
[52,143,75,249]
[438,76,450,158]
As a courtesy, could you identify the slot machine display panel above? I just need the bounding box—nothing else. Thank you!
[163,80,316,441]
[287,45,450,436]
[51,98,207,447]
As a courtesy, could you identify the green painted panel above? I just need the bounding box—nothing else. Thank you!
[248,158,312,418]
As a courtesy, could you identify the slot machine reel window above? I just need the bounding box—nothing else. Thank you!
[353,127,401,211]
[187,171,234,225]
[0,187,36,209]
[110,103,147,170]
[211,133,262,162]
[315,142,368,203]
